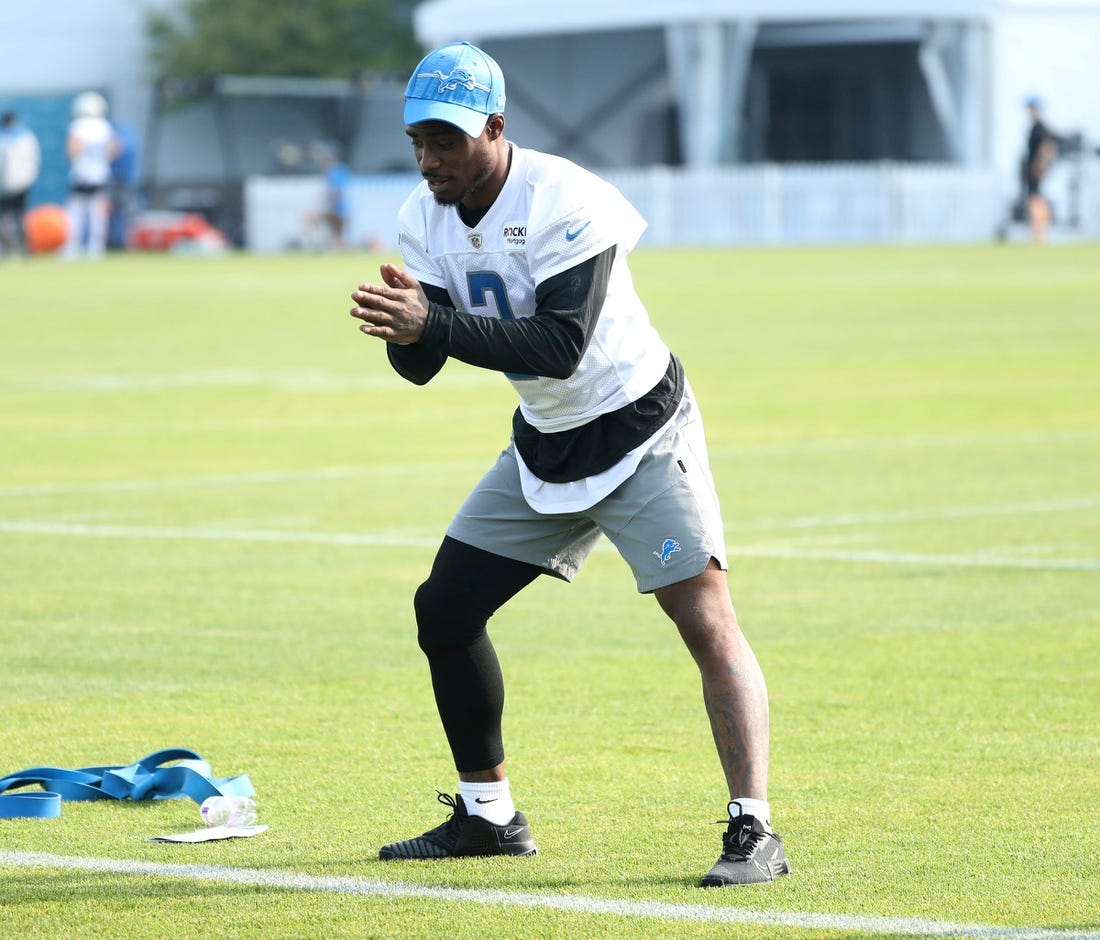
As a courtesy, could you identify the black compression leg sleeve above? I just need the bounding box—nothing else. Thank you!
[414,536,543,773]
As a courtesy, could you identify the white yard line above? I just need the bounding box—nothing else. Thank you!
[1,851,1093,938]
[0,519,440,548]
[715,428,1100,459]
[2,475,1097,572]
[0,464,491,497]
[733,497,1100,532]
[30,368,500,392]
[0,518,1096,571]
[2,468,1095,535]
[0,851,1092,938]
[729,544,1100,571]
[0,468,371,496]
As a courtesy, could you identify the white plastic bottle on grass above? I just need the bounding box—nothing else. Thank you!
[200,795,258,827]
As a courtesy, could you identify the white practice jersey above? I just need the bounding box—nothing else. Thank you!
[398,144,671,435]
[67,116,113,188]
[1,128,40,194]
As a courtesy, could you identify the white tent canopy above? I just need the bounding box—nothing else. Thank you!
[413,0,1100,177]
[414,0,1004,43]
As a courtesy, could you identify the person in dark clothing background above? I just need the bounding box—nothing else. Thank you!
[1023,97,1058,243]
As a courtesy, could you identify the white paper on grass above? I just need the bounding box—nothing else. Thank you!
[149,825,269,843]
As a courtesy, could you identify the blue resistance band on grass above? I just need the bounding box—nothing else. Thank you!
[0,748,253,819]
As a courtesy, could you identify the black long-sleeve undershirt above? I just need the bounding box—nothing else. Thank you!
[384,244,683,483]
[386,246,614,385]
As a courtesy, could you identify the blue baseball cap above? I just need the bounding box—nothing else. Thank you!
[404,41,506,138]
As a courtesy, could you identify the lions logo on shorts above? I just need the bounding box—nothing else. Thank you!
[653,538,681,566]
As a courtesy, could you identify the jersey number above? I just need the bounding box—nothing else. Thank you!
[467,271,534,381]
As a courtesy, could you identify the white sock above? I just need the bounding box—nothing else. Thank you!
[459,779,516,825]
[728,797,771,829]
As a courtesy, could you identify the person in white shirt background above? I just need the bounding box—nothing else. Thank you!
[0,110,42,257]
[65,91,120,259]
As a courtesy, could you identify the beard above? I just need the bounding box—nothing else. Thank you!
[432,148,497,207]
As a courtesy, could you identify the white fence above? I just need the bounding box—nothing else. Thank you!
[244,159,1100,252]
[608,164,1004,246]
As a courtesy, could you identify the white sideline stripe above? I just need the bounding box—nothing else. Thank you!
[0,519,1096,571]
[715,428,1100,458]
[745,497,1100,532]
[2,463,1094,536]
[0,519,439,548]
[0,489,1095,529]
[1,852,1093,939]
[0,468,369,496]
[0,463,490,497]
[32,369,500,392]
[731,545,1100,571]
[3,429,1098,495]
[0,466,458,497]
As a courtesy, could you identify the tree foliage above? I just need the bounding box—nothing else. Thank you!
[146,0,424,80]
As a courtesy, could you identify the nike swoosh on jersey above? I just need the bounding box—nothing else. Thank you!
[565,220,591,241]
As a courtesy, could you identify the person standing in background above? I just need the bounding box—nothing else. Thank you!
[305,140,351,250]
[65,91,119,259]
[108,122,140,250]
[0,111,42,257]
[1023,96,1058,244]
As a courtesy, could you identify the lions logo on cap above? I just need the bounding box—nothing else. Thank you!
[418,68,491,96]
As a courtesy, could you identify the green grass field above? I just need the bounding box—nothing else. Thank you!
[1,244,1097,939]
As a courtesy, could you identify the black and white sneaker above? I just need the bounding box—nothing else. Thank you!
[378,791,538,860]
[700,813,791,886]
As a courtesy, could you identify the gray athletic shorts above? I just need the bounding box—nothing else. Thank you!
[446,394,729,593]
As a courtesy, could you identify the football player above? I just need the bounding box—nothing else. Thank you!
[350,41,789,887]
